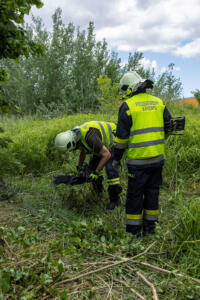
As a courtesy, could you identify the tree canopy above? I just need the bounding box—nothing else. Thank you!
[0,7,183,117]
[0,0,44,146]
[0,0,43,61]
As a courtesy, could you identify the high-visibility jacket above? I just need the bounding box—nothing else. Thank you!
[125,93,165,159]
[79,121,116,155]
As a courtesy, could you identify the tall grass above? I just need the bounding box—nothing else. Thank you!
[0,113,116,176]
[1,102,200,299]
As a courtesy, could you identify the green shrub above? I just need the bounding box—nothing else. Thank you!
[0,113,116,175]
[1,102,200,187]
[176,196,200,240]
[170,195,200,277]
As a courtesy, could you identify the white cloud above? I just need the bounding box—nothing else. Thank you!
[140,58,180,74]
[139,57,151,69]
[173,39,200,58]
[26,0,200,58]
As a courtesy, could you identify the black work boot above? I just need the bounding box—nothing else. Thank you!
[107,185,122,210]
[106,199,120,211]
[143,220,157,235]
[126,225,143,238]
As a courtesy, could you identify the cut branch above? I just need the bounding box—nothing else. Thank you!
[136,271,159,300]
[53,242,156,286]
[114,278,147,300]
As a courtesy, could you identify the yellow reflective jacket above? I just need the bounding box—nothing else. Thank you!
[79,121,116,155]
[125,93,165,159]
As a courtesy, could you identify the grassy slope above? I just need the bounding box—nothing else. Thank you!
[0,104,200,299]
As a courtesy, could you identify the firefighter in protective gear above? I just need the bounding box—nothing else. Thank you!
[55,121,122,210]
[113,71,172,236]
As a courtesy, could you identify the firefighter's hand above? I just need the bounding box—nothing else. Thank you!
[112,160,121,172]
[89,170,99,181]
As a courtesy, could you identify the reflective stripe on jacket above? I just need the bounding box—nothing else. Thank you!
[79,121,116,154]
[125,93,165,159]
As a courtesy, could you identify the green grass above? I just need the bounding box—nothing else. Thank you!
[0,103,200,299]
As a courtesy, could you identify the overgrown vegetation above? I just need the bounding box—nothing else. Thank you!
[0,103,200,299]
[1,8,183,116]
[0,0,44,165]
[0,4,199,299]
[0,0,44,114]
[192,89,200,104]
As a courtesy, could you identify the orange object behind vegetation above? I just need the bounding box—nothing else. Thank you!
[179,97,199,107]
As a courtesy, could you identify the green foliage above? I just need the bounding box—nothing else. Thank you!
[1,11,111,115]
[97,75,120,113]
[151,63,183,104]
[192,88,200,104]
[160,194,200,278]
[0,0,44,153]
[0,0,43,60]
[0,184,199,299]
[1,9,183,116]
[163,103,200,189]
[0,104,200,299]
[0,113,116,177]
[176,196,200,240]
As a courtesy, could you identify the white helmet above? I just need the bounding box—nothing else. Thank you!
[119,71,144,92]
[55,129,81,152]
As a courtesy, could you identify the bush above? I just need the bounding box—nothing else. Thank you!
[0,113,116,176]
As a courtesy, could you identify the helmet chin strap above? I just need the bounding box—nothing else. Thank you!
[120,89,132,100]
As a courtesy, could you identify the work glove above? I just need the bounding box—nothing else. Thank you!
[89,170,99,181]
[112,160,121,172]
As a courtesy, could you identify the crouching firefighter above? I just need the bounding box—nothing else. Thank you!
[55,121,122,210]
[112,71,185,237]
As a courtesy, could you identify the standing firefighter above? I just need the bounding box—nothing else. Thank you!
[112,71,173,237]
[55,121,122,210]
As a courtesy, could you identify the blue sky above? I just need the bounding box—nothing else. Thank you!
[120,51,200,97]
[26,0,200,98]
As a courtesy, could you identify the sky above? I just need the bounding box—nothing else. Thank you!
[26,0,200,97]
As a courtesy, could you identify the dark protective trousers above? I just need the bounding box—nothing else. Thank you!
[89,146,122,203]
[126,165,163,235]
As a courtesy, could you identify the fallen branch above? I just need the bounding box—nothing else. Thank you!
[53,242,156,286]
[114,278,147,300]
[128,261,172,275]
[95,274,113,299]
[136,271,159,300]
[127,262,200,285]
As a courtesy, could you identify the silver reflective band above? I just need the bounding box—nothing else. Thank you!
[130,127,164,136]
[105,122,113,145]
[97,122,106,144]
[128,139,164,148]
[126,219,143,225]
[114,142,128,149]
[143,215,158,221]
[127,155,164,165]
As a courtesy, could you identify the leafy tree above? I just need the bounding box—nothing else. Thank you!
[0,7,183,116]
[123,52,143,73]
[0,0,44,116]
[192,89,200,104]
[0,0,44,179]
[97,75,120,113]
[0,0,43,80]
[104,51,121,83]
[152,63,183,103]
